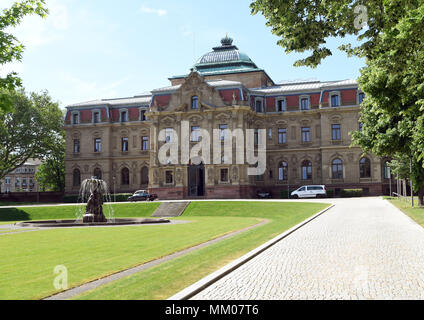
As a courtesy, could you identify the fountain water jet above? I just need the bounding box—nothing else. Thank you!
[16,177,171,228]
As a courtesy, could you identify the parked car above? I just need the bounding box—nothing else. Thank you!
[257,191,272,199]
[291,185,327,199]
[128,190,158,202]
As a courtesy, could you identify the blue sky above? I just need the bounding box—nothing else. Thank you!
[1,0,365,109]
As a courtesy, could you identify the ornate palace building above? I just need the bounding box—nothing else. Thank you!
[64,36,393,199]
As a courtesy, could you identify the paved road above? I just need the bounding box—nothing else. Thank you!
[192,197,424,300]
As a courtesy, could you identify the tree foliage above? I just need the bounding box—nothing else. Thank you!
[0,0,48,112]
[251,0,424,205]
[0,89,64,181]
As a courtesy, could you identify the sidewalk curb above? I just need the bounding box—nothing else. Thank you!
[168,204,335,300]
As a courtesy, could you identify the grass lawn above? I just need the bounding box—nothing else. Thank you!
[73,201,330,300]
[0,201,329,300]
[387,197,424,228]
[0,215,259,300]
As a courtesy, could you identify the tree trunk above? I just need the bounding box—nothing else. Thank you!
[418,186,424,207]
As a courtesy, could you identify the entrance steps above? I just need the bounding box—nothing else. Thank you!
[152,201,191,218]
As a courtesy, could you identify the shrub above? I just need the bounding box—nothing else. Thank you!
[340,189,363,198]
[63,193,133,203]
[280,189,296,199]
[326,189,334,198]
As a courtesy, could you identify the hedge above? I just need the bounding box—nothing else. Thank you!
[63,193,133,203]
[340,189,363,198]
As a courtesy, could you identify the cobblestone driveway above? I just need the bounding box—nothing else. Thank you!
[192,198,424,300]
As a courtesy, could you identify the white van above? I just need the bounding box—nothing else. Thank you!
[291,185,327,198]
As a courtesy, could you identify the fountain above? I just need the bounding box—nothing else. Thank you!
[16,177,170,228]
[80,178,109,223]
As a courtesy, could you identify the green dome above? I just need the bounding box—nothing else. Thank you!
[192,36,259,76]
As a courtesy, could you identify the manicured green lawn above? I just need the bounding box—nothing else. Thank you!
[0,201,329,300]
[0,202,161,222]
[0,215,258,300]
[74,201,330,300]
[388,197,424,228]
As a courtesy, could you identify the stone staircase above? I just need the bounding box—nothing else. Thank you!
[152,201,191,218]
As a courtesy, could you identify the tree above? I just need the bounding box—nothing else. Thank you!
[35,135,65,192]
[0,0,48,112]
[251,1,424,205]
[0,89,64,181]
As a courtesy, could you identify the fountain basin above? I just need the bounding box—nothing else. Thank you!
[16,218,171,228]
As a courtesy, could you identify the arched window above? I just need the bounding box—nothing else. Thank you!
[93,168,102,180]
[278,161,288,181]
[191,96,199,110]
[332,159,343,179]
[301,160,312,180]
[73,169,81,187]
[121,168,130,185]
[360,157,371,178]
[141,166,149,185]
[383,161,391,179]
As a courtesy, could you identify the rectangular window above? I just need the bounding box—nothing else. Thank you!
[268,128,273,140]
[301,98,309,110]
[122,137,129,152]
[140,110,146,121]
[93,112,100,123]
[219,124,228,141]
[255,100,262,113]
[331,95,340,107]
[278,128,287,144]
[142,136,149,151]
[165,171,174,184]
[277,99,286,112]
[73,113,79,124]
[332,124,341,140]
[302,127,311,142]
[74,139,80,153]
[191,126,201,142]
[358,92,365,104]
[192,96,199,110]
[220,169,229,182]
[94,138,102,153]
[121,111,128,123]
[254,129,259,145]
[5,177,11,184]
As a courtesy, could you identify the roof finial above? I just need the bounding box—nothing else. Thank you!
[221,34,233,46]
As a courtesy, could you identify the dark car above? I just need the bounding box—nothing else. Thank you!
[257,191,272,199]
[128,190,158,202]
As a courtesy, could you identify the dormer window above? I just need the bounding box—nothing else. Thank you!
[93,111,100,123]
[255,99,263,113]
[276,99,286,112]
[72,112,80,125]
[330,92,341,107]
[120,110,128,123]
[358,92,365,104]
[140,109,147,121]
[191,96,199,110]
[300,97,310,110]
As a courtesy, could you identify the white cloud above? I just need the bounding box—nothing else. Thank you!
[140,5,167,17]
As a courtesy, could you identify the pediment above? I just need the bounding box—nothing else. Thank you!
[166,71,226,112]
